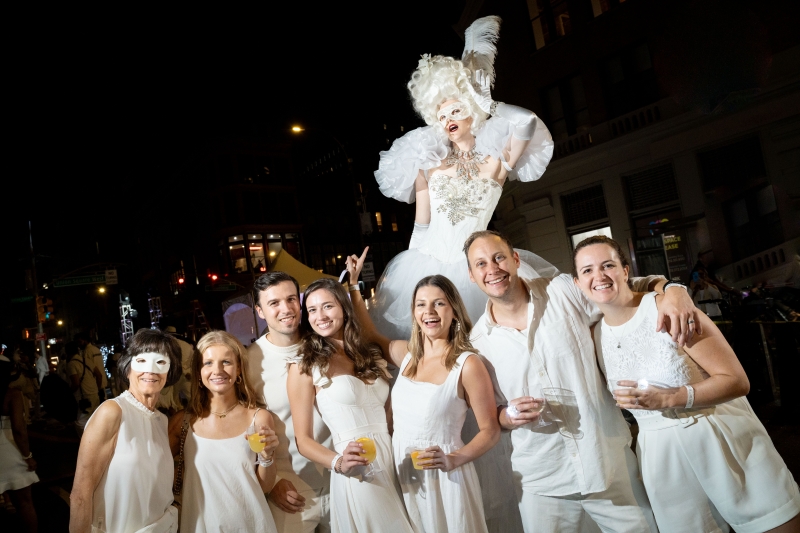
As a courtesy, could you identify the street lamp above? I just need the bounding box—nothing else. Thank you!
[99,287,106,294]
[290,124,365,256]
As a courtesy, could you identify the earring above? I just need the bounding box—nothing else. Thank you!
[236,375,243,384]
[454,320,461,331]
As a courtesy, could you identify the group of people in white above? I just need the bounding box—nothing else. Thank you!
[62,15,800,533]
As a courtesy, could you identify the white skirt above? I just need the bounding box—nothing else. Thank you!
[0,417,39,492]
[636,397,800,533]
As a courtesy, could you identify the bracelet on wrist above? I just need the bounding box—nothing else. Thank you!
[663,280,688,293]
[258,454,274,468]
[348,284,360,292]
[684,384,695,409]
[22,451,33,460]
[334,456,345,475]
[330,453,343,472]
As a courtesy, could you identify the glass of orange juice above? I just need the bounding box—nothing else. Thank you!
[410,446,428,470]
[355,433,381,476]
[246,425,266,464]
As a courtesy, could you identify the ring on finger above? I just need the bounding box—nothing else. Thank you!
[688,319,695,324]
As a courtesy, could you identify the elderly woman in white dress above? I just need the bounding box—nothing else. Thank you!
[573,235,800,533]
[70,329,183,533]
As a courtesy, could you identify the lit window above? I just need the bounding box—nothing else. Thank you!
[375,212,383,231]
[571,226,612,249]
[230,244,247,273]
[249,241,266,272]
[591,0,626,18]
[228,235,243,243]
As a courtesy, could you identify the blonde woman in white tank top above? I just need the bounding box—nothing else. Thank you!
[169,331,279,533]
[573,236,800,533]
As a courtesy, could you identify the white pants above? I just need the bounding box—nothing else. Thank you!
[517,447,657,533]
[269,487,330,533]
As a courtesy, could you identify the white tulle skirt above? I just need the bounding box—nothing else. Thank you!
[369,248,558,340]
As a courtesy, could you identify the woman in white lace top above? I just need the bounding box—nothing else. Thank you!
[572,235,800,533]
[70,329,183,533]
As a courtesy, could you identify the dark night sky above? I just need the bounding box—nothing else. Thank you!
[3,2,468,333]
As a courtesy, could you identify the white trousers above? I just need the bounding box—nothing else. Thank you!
[517,447,657,533]
[269,487,330,533]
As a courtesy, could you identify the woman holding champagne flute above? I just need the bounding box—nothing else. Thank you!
[572,236,800,533]
[287,279,416,533]
[168,331,279,533]
[347,249,500,533]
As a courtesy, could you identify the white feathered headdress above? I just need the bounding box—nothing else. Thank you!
[461,16,502,88]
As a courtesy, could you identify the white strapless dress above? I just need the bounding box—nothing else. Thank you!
[371,117,558,339]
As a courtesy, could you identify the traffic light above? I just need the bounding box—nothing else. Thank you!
[36,296,55,323]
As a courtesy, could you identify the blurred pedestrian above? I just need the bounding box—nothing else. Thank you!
[65,342,100,434]
[69,328,182,533]
[0,345,39,532]
[76,333,107,401]
[169,330,278,532]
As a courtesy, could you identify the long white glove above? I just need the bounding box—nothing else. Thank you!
[467,69,537,141]
[408,222,429,249]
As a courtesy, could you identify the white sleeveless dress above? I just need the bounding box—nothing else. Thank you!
[306,361,416,533]
[372,118,559,340]
[596,292,800,533]
[0,416,39,492]
[87,390,178,533]
[180,409,278,533]
[392,352,488,533]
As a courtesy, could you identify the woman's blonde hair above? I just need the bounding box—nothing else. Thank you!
[406,275,476,378]
[408,55,488,131]
[189,330,264,418]
[298,279,388,383]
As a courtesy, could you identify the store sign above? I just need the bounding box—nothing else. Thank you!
[662,231,691,283]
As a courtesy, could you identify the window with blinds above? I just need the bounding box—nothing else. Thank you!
[561,184,608,228]
[624,163,679,212]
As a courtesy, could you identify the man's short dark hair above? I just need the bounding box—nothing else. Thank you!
[463,230,516,264]
[253,272,301,308]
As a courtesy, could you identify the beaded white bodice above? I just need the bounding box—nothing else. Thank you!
[598,292,709,418]
[418,173,502,264]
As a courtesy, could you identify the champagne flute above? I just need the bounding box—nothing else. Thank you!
[355,432,381,479]
[522,386,550,428]
[246,425,266,465]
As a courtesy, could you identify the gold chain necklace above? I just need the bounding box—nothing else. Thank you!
[210,402,240,419]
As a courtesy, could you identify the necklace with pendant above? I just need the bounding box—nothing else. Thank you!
[445,146,488,179]
[607,320,632,349]
[210,402,240,419]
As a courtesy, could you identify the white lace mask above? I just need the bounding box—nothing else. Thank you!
[131,352,171,374]
[437,101,471,124]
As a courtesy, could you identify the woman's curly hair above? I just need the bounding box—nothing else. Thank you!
[408,54,488,131]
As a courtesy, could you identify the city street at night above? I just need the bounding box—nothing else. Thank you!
[3,1,799,532]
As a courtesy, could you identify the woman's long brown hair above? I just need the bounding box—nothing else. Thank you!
[406,275,476,378]
[188,330,264,418]
[298,279,387,382]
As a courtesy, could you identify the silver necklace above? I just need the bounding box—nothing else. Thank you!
[210,402,240,419]
[606,320,632,349]
[445,147,488,179]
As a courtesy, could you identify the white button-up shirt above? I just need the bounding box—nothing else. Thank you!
[471,273,658,497]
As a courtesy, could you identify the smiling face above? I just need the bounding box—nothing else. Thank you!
[127,352,169,397]
[573,243,631,306]
[467,235,522,301]
[437,99,473,143]
[414,285,455,341]
[200,344,240,395]
[304,289,345,341]
[256,280,302,339]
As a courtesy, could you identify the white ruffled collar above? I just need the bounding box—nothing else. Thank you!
[121,390,160,418]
